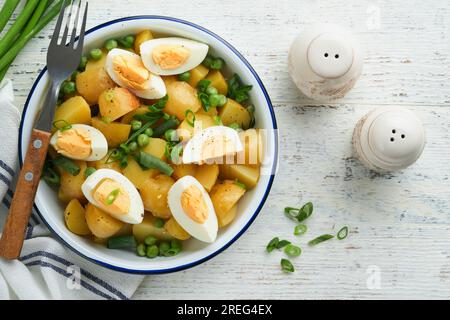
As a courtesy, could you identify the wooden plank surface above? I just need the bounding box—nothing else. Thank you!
[4,0,450,299]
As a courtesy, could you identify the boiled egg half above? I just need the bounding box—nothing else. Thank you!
[50,124,108,161]
[140,37,208,76]
[168,175,218,242]
[105,48,166,99]
[182,126,243,164]
[81,169,144,224]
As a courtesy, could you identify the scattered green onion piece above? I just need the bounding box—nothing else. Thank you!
[147,95,168,112]
[154,218,164,228]
[276,239,291,249]
[284,244,301,257]
[234,179,246,189]
[197,79,211,92]
[178,71,190,82]
[146,244,159,258]
[170,144,183,164]
[52,156,80,176]
[284,202,313,222]
[136,151,174,176]
[84,167,96,178]
[281,259,294,273]
[202,56,214,68]
[337,226,348,240]
[52,119,72,131]
[228,123,241,131]
[105,39,118,51]
[213,115,223,125]
[90,48,103,60]
[308,234,334,246]
[294,224,307,236]
[105,188,120,205]
[42,167,60,185]
[136,243,146,257]
[107,235,137,249]
[144,236,158,246]
[185,109,195,127]
[266,237,279,253]
[137,134,150,147]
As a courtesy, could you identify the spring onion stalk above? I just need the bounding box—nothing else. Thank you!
[136,151,174,176]
[0,0,64,81]
[0,0,40,58]
[0,0,21,34]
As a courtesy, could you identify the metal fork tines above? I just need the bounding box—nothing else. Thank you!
[36,0,88,132]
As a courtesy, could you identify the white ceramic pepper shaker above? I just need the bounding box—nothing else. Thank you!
[288,23,363,101]
[352,107,426,172]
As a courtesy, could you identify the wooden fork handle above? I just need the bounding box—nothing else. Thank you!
[0,129,51,259]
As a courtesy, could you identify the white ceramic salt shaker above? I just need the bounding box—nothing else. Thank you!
[352,107,426,172]
[288,23,363,101]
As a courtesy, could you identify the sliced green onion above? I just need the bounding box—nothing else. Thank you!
[337,226,348,240]
[234,179,246,189]
[213,115,223,125]
[276,239,291,249]
[52,119,71,131]
[52,156,80,176]
[266,237,279,253]
[284,202,313,222]
[107,235,137,249]
[84,167,96,178]
[281,259,294,273]
[185,109,195,127]
[228,123,241,131]
[294,224,307,236]
[284,244,301,257]
[42,167,60,185]
[136,151,174,176]
[105,188,120,205]
[178,71,190,82]
[308,234,334,246]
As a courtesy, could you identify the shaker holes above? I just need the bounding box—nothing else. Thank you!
[335,54,339,59]
[324,53,329,57]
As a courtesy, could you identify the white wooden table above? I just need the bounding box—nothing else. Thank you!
[6,0,450,299]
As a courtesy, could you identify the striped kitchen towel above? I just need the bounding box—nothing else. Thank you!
[0,79,144,300]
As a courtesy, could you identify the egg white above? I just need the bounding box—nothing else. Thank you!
[81,169,144,224]
[105,48,166,99]
[50,124,108,161]
[139,37,209,76]
[182,126,244,164]
[168,175,218,243]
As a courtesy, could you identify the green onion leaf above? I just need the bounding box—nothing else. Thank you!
[227,74,252,104]
[308,234,334,246]
[294,224,307,236]
[266,237,279,253]
[284,244,302,257]
[276,239,291,249]
[52,119,72,131]
[105,188,120,205]
[197,79,211,92]
[337,226,348,240]
[148,95,168,112]
[280,259,294,273]
[185,109,195,127]
[284,202,313,222]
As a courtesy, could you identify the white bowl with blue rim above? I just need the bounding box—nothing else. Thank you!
[20,16,278,274]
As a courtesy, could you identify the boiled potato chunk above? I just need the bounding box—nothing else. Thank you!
[219,164,260,189]
[164,217,191,240]
[164,81,201,120]
[196,106,218,117]
[217,204,237,228]
[64,199,91,235]
[99,87,140,122]
[120,106,149,124]
[122,157,158,189]
[133,214,173,242]
[219,99,251,129]
[58,160,87,203]
[171,163,197,180]
[205,70,228,95]
[89,154,122,173]
[236,129,264,165]
[141,137,167,160]
[53,96,91,132]
[195,164,219,192]
[162,75,177,86]
[188,64,209,88]
[134,30,153,55]
[91,116,131,148]
[139,174,175,219]
[178,114,216,139]
[210,180,245,227]
[76,56,116,105]
[85,203,125,238]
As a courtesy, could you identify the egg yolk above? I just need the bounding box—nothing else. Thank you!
[199,134,237,164]
[181,185,208,224]
[55,128,91,159]
[152,44,190,70]
[92,178,130,216]
[113,55,150,90]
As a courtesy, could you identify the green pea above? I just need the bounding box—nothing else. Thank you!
[84,167,96,178]
[217,94,227,107]
[78,56,88,70]
[144,236,158,246]
[128,141,138,152]
[210,58,224,70]
[144,128,153,137]
[119,35,135,48]
[137,134,149,147]
[90,48,103,60]
[202,56,213,68]
[146,245,159,258]
[163,113,171,120]
[164,129,178,142]
[178,71,191,82]
[105,39,118,51]
[154,218,164,228]
[209,94,221,108]
[136,243,146,257]
[171,239,182,251]
[158,242,170,256]
[206,86,218,96]
[62,81,76,95]
[130,120,142,131]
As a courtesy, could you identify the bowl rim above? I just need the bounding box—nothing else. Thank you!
[19,15,278,274]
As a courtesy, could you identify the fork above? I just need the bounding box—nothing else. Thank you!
[0,0,88,259]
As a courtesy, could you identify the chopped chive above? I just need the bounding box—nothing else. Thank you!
[281,259,294,273]
[185,109,195,127]
[294,224,307,236]
[266,237,279,253]
[284,244,301,257]
[234,179,246,189]
[52,119,72,131]
[276,240,291,249]
[337,226,348,240]
[308,234,334,246]
[105,189,120,205]
[284,202,313,222]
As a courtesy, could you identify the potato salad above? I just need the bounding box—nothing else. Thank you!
[43,30,263,258]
